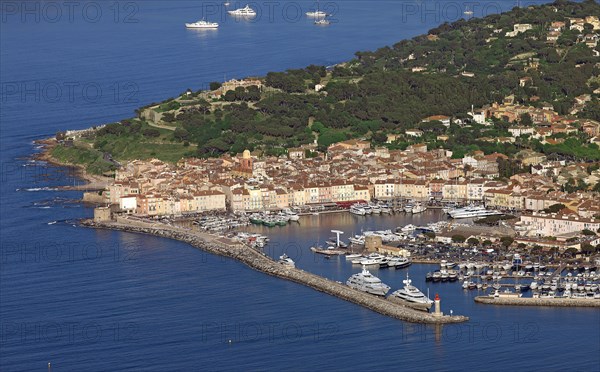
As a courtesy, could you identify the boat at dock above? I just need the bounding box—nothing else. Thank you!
[348,235,365,245]
[282,208,300,221]
[447,206,502,219]
[388,256,412,269]
[311,246,345,255]
[411,202,426,214]
[278,254,295,268]
[346,266,390,296]
[349,204,367,215]
[388,273,433,310]
[249,214,263,224]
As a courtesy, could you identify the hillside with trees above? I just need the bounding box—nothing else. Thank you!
[54,0,600,172]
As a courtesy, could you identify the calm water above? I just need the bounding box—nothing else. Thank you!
[1,1,598,370]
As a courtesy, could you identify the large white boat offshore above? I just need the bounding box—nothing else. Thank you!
[185,19,219,29]
[228,5,256,16]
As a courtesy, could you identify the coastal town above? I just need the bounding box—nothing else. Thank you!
[44,2,600,318]
[85,95,600,254]
[7,1,600,370]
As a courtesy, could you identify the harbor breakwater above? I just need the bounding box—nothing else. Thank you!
[474,296,600,308]
[82,218,468,324]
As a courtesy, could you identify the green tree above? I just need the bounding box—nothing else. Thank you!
[452,235,466,243]
[500,236,514,249]
[467,237,480,246]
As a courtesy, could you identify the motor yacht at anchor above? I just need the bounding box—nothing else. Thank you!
[346,266,390,296]
[306,10,328,17]
[228,5,256,16]
[185,19,219,28]
[388,273,433,310]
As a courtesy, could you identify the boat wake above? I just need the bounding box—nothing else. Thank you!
[17,187,59,192]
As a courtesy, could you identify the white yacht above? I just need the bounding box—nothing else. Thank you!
[448,206,502,219]
[306,10,327,17]
[350,205,366,215]
[389,273,433,309]
[353,253,384,265]
[185,19,219,28]
[400,224,417,233]
[411,203,426,214]
[278,254,295,268]
[358,257,382,266]
[403,204,414,213]
[380,205,391,214]
[370,204,382,214]
[228,5,256,16]
[345,253,362,260]
[388,256,412,269]
[346,267,390,296]
[282,208,299,219]
[348,235,365,245]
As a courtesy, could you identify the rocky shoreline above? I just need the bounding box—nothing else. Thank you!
[82,218,468,324]
[33,137,112,190]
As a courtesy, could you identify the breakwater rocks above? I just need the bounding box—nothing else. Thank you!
[474,296,600,308]
[83,219,468,324]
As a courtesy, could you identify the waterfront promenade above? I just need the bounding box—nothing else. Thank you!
[82,217,468,324]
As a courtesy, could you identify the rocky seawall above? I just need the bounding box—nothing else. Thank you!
[83,218,468,324]
[474,296,600,307]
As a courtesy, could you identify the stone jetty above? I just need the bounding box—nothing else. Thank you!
[474,296,600,308]
[83,218,468,324]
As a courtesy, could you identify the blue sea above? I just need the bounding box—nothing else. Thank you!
[1,1,598,370]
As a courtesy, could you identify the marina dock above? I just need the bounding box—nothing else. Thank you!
[474,296,600,307]
[83,217,468,324]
